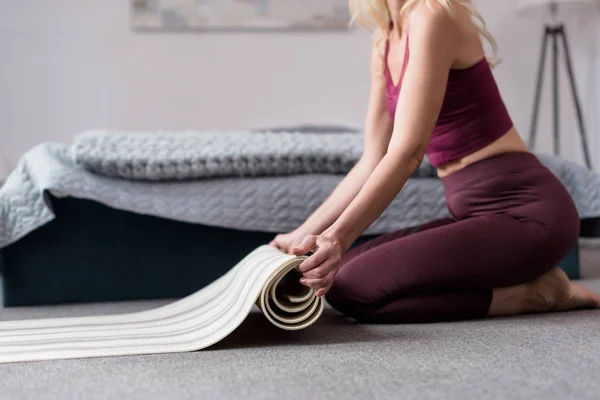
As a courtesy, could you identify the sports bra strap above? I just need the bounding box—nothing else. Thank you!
[402,34,410,78]
[385,33,410,87]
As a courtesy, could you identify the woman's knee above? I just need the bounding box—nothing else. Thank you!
[324,269,380,319]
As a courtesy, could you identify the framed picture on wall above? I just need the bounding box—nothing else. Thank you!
[131,0,351,31]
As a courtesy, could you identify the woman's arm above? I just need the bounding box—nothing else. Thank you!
[294,4,464,296]
[294,41,394,237]
[322,5,460,251]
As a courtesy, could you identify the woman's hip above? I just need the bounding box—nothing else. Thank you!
[440,151,579,242]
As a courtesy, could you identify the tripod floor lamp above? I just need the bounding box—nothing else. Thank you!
[517,0,597,169]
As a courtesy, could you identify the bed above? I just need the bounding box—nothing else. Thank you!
[1,130,598,306]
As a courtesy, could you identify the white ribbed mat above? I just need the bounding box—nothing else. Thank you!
[0,245,324,364]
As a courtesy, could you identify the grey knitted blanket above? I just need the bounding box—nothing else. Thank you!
[2,143,600,252]
[0,143,446,249]
[70,130,436,181]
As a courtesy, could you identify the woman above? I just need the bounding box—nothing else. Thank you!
[270,0,600,323]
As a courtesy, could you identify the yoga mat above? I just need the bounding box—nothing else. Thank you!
[0,245,323,364]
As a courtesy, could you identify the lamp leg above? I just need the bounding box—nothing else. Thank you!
[552,28,560,156]
[559,26,593,170]
[529,27,550,150]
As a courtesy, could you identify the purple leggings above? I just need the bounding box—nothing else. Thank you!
[325,152,579,323]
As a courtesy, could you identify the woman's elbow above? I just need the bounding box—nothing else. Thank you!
[388,143,428,175]
[402,153,425,176]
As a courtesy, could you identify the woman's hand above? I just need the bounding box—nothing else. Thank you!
[292,233,345,297]
[269,229,310,255]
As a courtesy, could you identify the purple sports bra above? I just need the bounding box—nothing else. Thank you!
[385,36,514,167]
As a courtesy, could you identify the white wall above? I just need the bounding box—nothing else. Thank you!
[0,0,599,174]
[478,1,600,169]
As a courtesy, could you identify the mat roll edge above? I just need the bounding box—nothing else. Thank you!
[0,245,323,363]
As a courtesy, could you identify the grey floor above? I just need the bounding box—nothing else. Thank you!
[1,247,600,400]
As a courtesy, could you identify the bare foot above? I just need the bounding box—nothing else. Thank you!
[525,268,600,313]
[555,282,600,311]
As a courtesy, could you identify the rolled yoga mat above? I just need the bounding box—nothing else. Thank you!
[0,245,323,364]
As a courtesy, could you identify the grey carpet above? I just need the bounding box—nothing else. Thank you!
[1,279,599,400]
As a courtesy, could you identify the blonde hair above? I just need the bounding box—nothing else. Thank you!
[349,0,500,67]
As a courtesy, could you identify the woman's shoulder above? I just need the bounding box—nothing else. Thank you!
[407,1,469,40]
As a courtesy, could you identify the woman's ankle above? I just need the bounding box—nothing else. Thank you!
[488,284,529,317]
[488,268,575,317]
